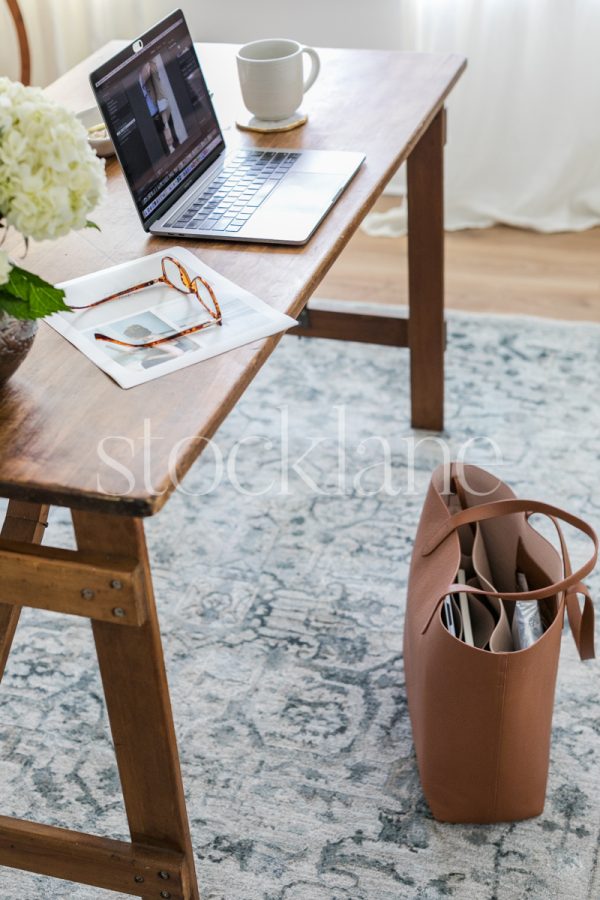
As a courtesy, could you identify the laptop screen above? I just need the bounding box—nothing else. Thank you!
[91,10,224,224]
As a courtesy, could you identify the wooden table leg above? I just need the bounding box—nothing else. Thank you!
[72,510,199,900]
[0,501,49,680]
[407,107,446,431]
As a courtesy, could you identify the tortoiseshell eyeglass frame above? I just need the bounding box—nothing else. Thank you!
[67,255,222,349]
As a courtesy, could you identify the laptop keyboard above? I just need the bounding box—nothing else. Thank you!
[165,150,301,234]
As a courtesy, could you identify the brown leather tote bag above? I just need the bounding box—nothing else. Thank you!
[404,463,598,824]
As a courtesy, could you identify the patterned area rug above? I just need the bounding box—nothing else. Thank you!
[0,311,599,900]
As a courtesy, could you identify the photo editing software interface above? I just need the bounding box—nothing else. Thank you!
[93,14,223,222]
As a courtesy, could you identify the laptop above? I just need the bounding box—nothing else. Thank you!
[90,10,365,246]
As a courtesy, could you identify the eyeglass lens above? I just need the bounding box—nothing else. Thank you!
[162,257,191,293]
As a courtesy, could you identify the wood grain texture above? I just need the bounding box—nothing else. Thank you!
[407,109,445,430]
[0,816,186,899]
[291,307,409,346]
[72,510,200,900]
[0,538,144,625]
[0,43,465,515]
[0,501,48,679]
[6,0,30,85]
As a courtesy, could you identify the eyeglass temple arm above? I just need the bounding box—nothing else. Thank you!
[93,318,220,349]
[67,276,164,310]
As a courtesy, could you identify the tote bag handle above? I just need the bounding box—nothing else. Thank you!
[421,498,598,659]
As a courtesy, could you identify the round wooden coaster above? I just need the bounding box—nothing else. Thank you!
[236,110,308,134]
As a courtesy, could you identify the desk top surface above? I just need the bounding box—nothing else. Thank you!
[0,43,465,516]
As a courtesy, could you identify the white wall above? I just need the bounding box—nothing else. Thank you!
[187,1,408,50]
[1,1,409,87]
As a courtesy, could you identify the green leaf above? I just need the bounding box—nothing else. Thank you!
[85,220,101,231]
[0,292,37,320]
[0,265,70,320]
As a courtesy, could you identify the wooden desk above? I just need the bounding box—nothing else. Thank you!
[0,43,465,898]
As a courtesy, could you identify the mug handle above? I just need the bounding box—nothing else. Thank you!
[301,46,321,93]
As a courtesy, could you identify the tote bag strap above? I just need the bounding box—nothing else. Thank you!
[422,498,598,591]
[547,514,595,661]
[420,499,598,659]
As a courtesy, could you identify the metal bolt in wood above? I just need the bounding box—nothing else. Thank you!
[159,870,170,879]
[110,579,123,590]
[80,588,95,600]
[112,607,126,618]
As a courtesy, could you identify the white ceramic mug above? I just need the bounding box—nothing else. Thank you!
[236,38,320,122]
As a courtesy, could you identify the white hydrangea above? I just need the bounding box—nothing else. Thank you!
[0,248,10,285]
[0,77,106,242]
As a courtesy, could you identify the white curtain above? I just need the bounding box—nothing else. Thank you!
[2,0,600,232]
[384,0,600,233]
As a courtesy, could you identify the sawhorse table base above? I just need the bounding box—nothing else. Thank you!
[0,500,199,900]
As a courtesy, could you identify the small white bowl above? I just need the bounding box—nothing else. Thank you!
[76,106,115,158]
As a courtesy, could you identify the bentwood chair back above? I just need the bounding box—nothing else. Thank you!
[6,0,31,84]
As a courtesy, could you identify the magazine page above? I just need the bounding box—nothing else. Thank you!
[48,247,297,389]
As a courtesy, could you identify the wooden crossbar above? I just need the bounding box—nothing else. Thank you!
[0,816,187,898]
[290,307,410,347]
[0,539,145,625]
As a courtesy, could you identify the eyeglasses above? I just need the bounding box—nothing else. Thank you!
[68,255,222,349]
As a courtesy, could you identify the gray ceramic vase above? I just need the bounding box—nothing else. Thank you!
[0,310,37,384]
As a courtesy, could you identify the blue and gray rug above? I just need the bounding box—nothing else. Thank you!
[0,310,599,900]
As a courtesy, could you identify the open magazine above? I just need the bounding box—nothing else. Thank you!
[48,247,296,389]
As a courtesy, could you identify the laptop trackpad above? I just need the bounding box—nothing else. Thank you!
[242,172,344,242]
